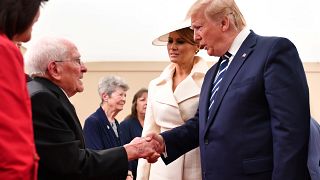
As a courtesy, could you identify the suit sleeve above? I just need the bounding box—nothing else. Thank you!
[160,108,200,164]
[31,91,128,179]
[264,38,310,180]
[136,81,160,180]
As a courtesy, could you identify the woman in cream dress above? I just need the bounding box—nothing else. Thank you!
[136,22,209,180]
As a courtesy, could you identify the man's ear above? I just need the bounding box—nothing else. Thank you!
[47,61,62,80]
[220,15,230,32]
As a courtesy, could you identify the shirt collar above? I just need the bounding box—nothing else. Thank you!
[59,87,70,98]
[228,27,250,57]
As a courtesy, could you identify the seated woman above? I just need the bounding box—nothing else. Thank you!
[83,75,129,150]
[120,88,148,179]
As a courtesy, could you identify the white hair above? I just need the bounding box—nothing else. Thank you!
[187,0,246,31]
[24,36,74,77]
[98,75,129,98]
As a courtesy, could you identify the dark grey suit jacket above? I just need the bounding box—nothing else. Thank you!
[28,77,128,180]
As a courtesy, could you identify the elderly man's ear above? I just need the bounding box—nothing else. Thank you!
[47,61,62,80]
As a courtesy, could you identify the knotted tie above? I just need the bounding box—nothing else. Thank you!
[208,52,232,111]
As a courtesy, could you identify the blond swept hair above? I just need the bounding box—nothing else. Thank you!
[187,0,246,31]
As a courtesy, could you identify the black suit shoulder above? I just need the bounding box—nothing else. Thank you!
[27,78,54,97]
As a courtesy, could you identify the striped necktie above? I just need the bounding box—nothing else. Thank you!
[208,52,232,111]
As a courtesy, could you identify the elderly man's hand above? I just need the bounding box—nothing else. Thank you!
[124,137,161,161]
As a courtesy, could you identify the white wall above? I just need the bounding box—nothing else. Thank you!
[26,0,320,62]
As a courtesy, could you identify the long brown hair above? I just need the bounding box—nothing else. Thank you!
[125,88,148,120]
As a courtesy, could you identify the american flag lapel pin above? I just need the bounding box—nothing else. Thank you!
[242,53,247,58]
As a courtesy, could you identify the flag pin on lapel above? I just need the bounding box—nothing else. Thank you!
[242,53,247,58]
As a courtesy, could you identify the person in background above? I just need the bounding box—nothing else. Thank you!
[146,0,310,179]
[136,20,209,180]
[308,117,320,180]
[120,88,148,179]
[25,36,159,180]
[0,0,48,179]
[83,75,129,150]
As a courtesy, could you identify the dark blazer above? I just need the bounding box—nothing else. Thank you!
[161,31,310,180]
[28,77,128,180]
[119,116,143,179]
[83,107,122,150]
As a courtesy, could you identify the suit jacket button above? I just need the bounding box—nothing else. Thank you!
[204,139,209,145]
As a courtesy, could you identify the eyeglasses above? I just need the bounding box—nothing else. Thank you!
[55,58,82,65]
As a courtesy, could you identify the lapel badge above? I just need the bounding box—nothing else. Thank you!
[242,53,247,58]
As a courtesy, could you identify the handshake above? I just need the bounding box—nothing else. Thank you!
[123,133,165,163]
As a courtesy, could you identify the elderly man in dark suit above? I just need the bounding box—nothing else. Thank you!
[145,0,310,180]
[25,37,159,180]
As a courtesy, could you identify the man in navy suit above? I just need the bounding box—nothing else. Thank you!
[146,0,310,179]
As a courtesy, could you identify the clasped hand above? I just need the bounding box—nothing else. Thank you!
[126,133,165,163]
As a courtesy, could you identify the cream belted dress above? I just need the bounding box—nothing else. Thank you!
[136,56,209,180]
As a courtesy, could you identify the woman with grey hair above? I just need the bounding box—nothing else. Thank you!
[83,75,129,150]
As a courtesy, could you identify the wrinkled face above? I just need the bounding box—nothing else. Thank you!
[191,12,224,56]
[106,87,127,112]
[136,92,148,115]
[167,31,198,65]
[13,9,40,42]
[58,45,87,97]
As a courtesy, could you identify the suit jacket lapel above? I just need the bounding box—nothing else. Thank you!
[35,77,85,146]
[153,64,178,107]
[198,63,219,138]
[174,75,201,103]
[202,62,220,120]
[60,95,82,128]
[154,79,178,107]
[58,89,86,146]
[96,107,120,143]
[154,58,208,107]
[205,32,257,134]
[175,57,208,103]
